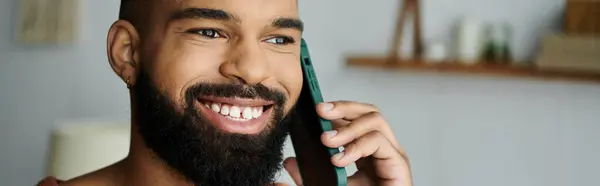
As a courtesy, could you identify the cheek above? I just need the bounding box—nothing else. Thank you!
[150,40,228,103]
[271,54,302,109]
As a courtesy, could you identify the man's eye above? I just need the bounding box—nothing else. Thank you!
[265,37,295,45]
[189,29,222,38]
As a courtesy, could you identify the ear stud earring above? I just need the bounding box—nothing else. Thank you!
[126,77,131,88]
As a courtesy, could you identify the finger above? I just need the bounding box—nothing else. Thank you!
[321,111,401,150]
[317,101,379,121]
[330,118,350,128]
[331,131,407,183]
[283,157,303,186]
[347,171,376,186]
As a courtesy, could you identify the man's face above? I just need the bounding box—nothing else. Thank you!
[146,0,303,132]
[108,0,303,185]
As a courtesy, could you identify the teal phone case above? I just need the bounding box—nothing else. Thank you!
[289,38,348,186]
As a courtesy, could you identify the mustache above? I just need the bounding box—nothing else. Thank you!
[184,83,287,106]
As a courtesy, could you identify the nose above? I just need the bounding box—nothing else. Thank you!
[220,39,270,85]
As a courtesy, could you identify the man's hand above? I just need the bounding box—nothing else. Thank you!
[279,101,412,186]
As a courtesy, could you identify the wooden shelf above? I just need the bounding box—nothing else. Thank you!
[346,56,600,84]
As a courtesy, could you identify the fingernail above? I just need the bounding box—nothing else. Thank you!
[333,152,345,160]
[324,130,338,138]
[321,102,334,111]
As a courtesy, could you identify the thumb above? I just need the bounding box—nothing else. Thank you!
[283,157,303,186]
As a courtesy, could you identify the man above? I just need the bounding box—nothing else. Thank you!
[38,0,412,185]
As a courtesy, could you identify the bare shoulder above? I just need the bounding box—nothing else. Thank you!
[59,174,107,186]
[59,162,124,186]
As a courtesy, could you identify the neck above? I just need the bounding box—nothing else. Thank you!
[119,121,194,186]
[118,93,192,186]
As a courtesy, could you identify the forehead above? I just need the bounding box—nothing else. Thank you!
[158,0,299,20]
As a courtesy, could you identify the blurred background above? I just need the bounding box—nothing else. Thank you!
[1,0,599,186]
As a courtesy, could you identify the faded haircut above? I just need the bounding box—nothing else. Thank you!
[118,0,135,20]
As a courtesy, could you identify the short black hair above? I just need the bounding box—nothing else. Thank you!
[118,0,134,20]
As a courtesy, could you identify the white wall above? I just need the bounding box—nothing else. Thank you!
[2,0,599,186]
[0,1,129,186]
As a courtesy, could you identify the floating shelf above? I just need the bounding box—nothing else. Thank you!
[346,56,600,84]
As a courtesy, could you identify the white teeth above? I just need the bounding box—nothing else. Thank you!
[252,107,262,118]
[210,103,221,113]
[220,105,230,115]
[252,108,259,118]
[229,106,241,118]
[204,102,265,120]
[242,107,253,119]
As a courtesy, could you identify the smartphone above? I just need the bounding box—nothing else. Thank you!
[288,38,348,186]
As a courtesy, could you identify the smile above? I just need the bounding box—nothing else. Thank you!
[196,96,275,134]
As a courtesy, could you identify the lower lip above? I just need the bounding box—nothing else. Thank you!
[195,102,272,134]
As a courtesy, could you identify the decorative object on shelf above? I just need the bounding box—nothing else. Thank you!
[424,41,448,63]
[565,0,600,35]
[17,0,80,45]
[481,22,514,64]
[387,0,423,64]
[454,18,485,65]
[535,33,600,73]
[46,120,130,180]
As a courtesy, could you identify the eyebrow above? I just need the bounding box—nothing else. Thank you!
[272,18,304,32]
[170,8,304,32]
[170,8,238,22]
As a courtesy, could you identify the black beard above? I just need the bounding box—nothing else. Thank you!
[132,70,292,186]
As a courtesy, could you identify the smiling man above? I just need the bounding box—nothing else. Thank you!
[37,0,412,186]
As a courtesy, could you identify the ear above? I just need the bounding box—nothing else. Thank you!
[107,20,141,88]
